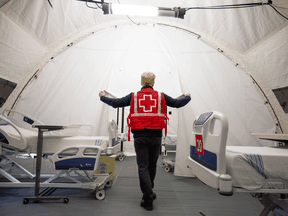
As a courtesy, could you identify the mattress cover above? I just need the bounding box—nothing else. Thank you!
[163,135,177,151]
[163,135,177,145]
[226,146,288,190]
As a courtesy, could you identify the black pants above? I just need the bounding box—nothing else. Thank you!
[134,136,162,202]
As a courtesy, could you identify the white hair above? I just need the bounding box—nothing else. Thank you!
[141,72,156,86]
[141,72,156,78]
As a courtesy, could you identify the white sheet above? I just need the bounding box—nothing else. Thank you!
[163,135,177,152]
[226,146,288,190]
[163,135,177,146]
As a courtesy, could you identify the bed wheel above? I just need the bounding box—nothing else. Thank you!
[164,166,170,172]
[63,198,69,203]
[118,155,124,161]
[105,179,112,188]
[219,191,233,196]
[23,199,29,204]
[161,162,166,167]
[95,190,106,200]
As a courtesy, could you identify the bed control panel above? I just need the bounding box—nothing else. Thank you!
[194,112,213,126]
[23,116,34,125]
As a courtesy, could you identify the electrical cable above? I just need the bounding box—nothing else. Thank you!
[78,0,102,3]
[186,1,288,20]
[85,1,102,9]
[96,2,102,9]
[273,4,288,10]
[80,1,288,20]
[126,16,140,25]
[185,2,269,11]
[268,4,288,20]
[116,0,140,25]
[85,2,98,9]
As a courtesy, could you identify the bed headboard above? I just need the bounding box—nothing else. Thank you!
[190,111,228,174]
[188,111,233,195]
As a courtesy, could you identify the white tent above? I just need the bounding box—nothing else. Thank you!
[0,0,287,176]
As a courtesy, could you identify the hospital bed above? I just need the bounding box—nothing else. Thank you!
[187,111,288,216]
[0,109,121,156]
[0,109,121,201]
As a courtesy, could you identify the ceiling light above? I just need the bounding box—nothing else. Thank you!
[102,3,186,19]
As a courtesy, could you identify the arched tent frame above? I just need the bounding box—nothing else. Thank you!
[3,16,287,134]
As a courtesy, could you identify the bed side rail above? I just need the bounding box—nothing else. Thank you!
[50,146,103,171]
[49,124,94,136]
[3,109,94,136]
[188,111,232,195]
[2,109,44,131]
[0,114,28,150]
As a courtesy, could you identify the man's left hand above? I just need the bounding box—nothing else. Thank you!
[99,90,106,97]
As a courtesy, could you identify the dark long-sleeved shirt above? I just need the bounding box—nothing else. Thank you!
[100,86,191,138]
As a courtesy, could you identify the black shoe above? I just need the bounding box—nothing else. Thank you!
[140,199,153,211]
[141,193,156,202]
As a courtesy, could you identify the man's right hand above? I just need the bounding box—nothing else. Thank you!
[99,90,106,97]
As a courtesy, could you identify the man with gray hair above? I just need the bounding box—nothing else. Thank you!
[99,72,190,211]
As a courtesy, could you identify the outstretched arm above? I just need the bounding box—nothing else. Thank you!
[164,93,191,108]
[99,90,132,108]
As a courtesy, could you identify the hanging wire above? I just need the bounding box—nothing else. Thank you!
[268,4,288,20]
[273,4,288,10]
[186,1,288,20]
[116,0,140,25]
[85,1,102,9]
[80,0,288,20]
[76,0,103,9]
[127,16,141,25]
[185,2,269,11]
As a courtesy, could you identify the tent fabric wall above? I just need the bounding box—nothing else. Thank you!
[14,25,185,135]
[0,0,288,177]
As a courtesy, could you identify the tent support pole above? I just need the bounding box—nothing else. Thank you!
[121,107,124,152]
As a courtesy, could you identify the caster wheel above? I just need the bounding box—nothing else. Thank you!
[118,156,124,161]
[23,199,29,204]
[164,166,170,172]
[161,162,166,167]
[95,190,106,200]
[105,179,112,188]
[63,198,69,203]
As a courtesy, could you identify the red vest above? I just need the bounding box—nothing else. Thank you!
[127,88,169,141]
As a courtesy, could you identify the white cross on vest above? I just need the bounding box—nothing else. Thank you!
[139,94,156,112]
